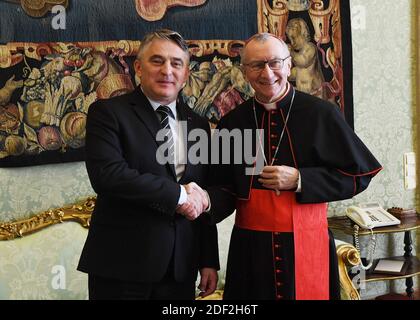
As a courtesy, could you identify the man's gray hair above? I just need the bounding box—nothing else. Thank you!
[240,33,290,63]
[136,29,190,61]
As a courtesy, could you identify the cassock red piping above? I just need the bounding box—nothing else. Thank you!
[337,167,383,177]
[271,233,279,300]
[337,167,382,197]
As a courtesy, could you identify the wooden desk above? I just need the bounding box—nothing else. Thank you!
[328,215,420,298]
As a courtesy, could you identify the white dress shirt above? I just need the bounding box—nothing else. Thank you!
[146,97,188,205]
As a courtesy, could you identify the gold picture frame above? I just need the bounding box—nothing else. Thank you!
[0,197,95,240]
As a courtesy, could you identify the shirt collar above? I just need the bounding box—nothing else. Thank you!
[140,87,177,119]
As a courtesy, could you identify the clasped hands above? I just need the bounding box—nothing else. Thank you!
[176,182,209,220]
[258,165,299,194]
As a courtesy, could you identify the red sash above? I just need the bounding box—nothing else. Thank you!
[236,189,329,300]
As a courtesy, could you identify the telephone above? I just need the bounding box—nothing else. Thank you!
[345,203,400,270]
[346,204,401,229]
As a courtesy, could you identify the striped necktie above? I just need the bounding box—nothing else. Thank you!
[156,105,175,164]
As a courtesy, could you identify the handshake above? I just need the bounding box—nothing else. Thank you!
[176,182,209,220]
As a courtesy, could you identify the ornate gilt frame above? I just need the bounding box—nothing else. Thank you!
[0,197,95,240]
[336,242,361,300]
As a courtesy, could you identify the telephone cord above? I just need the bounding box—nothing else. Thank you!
[353,224,377,270]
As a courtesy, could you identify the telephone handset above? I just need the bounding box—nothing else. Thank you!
[345,204,400,270]
[346,204,401,229]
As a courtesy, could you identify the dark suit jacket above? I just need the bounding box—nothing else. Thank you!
[77,88,219,283]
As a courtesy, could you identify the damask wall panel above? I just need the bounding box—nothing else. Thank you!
[0,222,88,299]
[329,0,416,299]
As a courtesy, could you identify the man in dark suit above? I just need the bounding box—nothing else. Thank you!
[77,29,219,300]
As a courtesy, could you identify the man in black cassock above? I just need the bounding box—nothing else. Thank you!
[206,33,382,300]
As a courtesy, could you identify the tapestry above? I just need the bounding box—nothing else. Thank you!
[0,0,352,167]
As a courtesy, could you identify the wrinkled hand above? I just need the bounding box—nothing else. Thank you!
[198,267,218,298]
[176,182,209,220]
[258,165,299,194]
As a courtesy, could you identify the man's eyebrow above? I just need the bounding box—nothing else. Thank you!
[171,57,184,63]
[149,54,164,60]
[148,55,184,63]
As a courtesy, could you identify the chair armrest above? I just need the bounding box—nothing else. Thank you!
[195,289,223,300]
[335,240,361,300]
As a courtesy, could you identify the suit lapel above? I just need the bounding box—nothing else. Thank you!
[129,87,177,180]
[129,88,161,143]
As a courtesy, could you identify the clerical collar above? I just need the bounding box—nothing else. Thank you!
[255,82,293,111]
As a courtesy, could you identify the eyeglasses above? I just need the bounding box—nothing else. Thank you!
[242,56,291,72]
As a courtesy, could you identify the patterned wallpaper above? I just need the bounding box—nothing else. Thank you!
[0,0,417,299]
[0,222,88,299]
[0,162,93,222]
[329,0,415,216]
[329,0,417,299]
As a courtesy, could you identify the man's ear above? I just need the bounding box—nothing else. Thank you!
[134,60,142,78]
[182,68,190,85]
[241,65,249,81]
[287,61,292,77]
